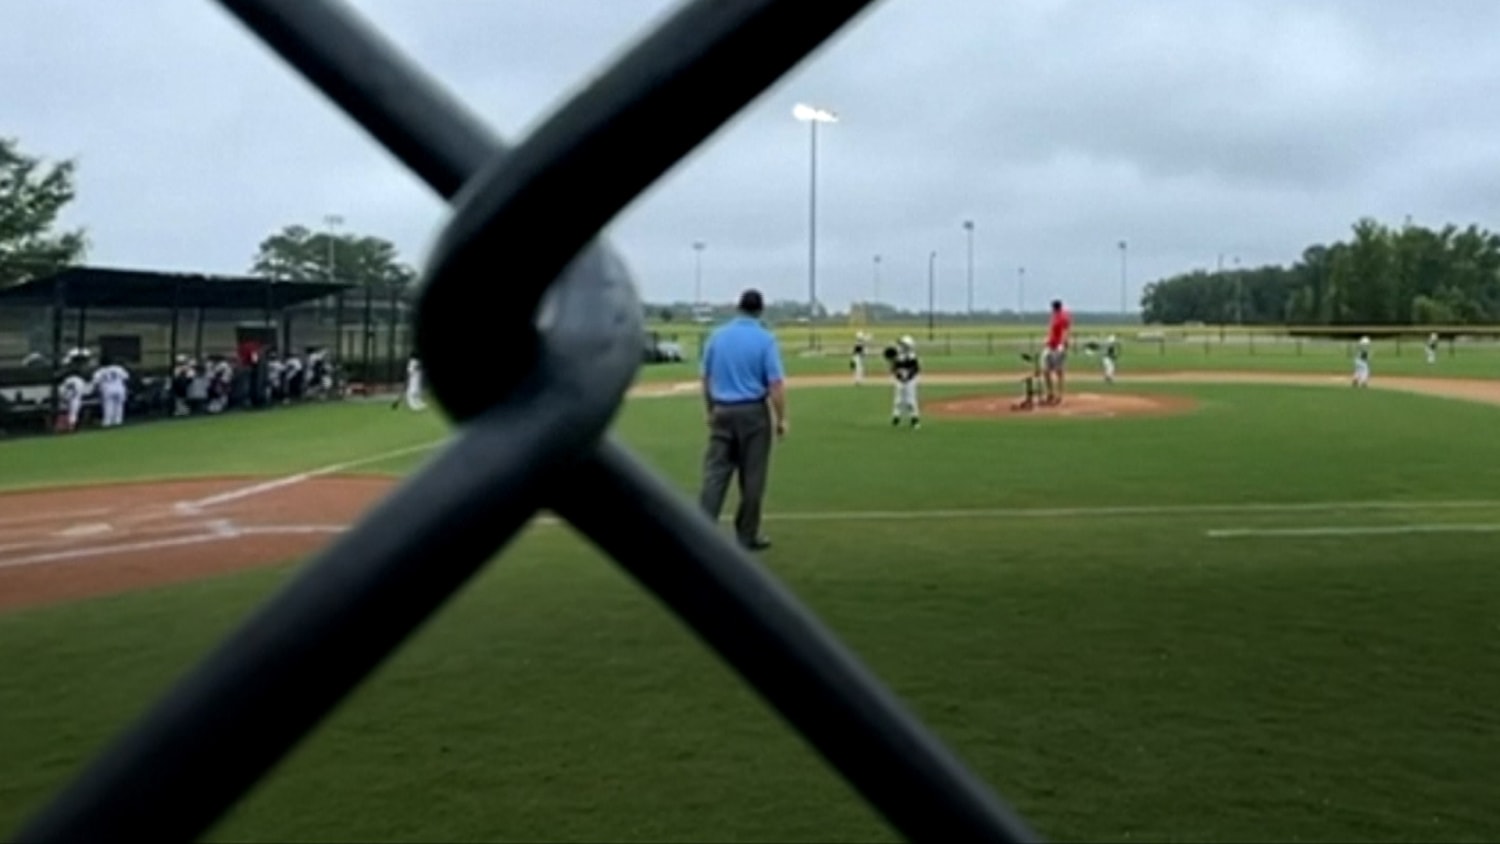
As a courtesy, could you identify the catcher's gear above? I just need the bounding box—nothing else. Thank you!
[1011,350,1043,411]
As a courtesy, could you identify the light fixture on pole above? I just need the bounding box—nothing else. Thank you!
[872,254,882,308]
[1017,266,1026,321]
[322,213,344,355]
[692,241,705,306]
[1118,239,1128,317]
[927,250,937,340]
[1233,255,1243,324]
[963,220,975,316]
[793,103,837,321]
[322,214,344,280]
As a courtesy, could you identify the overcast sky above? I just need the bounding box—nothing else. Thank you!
[6,0,1500,312]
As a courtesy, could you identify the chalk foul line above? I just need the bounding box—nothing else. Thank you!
[1205,523,1500,539]
[173,440,445,514]
[0,523,353,569]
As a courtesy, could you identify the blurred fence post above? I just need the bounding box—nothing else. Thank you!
[361,283,374,383]
[49,275,65,431]
[194,307,205,360]
[169,279,181,365]
[386,281,399,385]
[332,289,344,360]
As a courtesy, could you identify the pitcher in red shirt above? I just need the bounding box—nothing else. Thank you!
[1043,299,1071,405]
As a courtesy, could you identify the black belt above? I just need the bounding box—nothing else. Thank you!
[713,397,766,407]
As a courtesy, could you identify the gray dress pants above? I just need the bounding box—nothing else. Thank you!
[699,401,772,544]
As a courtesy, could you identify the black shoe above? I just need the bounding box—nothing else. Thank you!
[910,417,920,428]
[740,536,772,551]
[891,416,900,426]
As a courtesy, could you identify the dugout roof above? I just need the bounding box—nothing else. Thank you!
[0,266,353,310]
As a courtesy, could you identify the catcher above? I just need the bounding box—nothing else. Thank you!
[1011,351,1043,411]
[885,336,921,428]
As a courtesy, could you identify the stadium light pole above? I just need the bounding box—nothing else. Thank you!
[692,241,705,305]
[1017,266,1026,322]
[324,213,345,358]
[1118,239,1128,318]
[872,254,882,314]
[323,214,344,279]
[963,220,975,316]
[1234,255,1243,324]
[927,250,937,340]
[793,103,836,321]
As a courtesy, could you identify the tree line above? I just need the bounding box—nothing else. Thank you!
[13,134,1500,327]
[1140,218,1500,326]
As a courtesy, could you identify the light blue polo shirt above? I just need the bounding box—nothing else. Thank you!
[701,316,785,404]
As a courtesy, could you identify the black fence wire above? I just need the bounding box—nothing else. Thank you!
[16,1,1040,841]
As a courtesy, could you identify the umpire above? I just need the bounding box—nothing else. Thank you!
[698,289,788,551]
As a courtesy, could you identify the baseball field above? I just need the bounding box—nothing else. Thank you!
[2,342,1498,842]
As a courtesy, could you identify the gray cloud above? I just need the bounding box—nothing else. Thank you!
[4,0,1500,313]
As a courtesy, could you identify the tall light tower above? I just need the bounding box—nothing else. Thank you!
[323,214,344,280]
[323,214,344,356]
[1118,239,1128,317]
[872,254,882,309]
[963,220,975,315]
[692,241,705,305]
[793,103,837,321]
[927,250,938,340]
[1017,266,1026,321]
[1233,255,1243,324]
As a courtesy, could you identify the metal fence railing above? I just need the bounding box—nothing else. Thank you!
[0,282,416,388]
[16,1,1037,842]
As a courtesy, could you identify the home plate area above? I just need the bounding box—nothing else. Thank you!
[930,391,1198,419]
[0,476,394,611]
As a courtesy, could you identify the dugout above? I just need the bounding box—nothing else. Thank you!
[0,266,352,431]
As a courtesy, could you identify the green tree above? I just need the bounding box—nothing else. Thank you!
[1140,216,1500,326]
[250,223,416,287]
[0,137,88,287]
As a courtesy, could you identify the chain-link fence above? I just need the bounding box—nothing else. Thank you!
[15,1,1041,841]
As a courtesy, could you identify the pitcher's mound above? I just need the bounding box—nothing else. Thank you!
[932,391,1197,419]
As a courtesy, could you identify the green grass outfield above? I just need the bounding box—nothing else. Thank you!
[636,335,1500,383]
[2,363,1499,842]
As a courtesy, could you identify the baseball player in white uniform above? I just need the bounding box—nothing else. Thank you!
[890,335,921,429]
[851,332,869,385]
[1353,336,1371,388]
[392,354,426,411]
[1425,332,1439,365]
[90,360,130,427]
[1101,334,1119,383]
[58,371,88,431]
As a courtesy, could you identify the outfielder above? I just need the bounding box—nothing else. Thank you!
[888,335,921,429]
[1353,336,1371,388]
[850,332,869,385]
[90,359,130,427]
[1425,332,1439,365]
[392,354,426,411]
